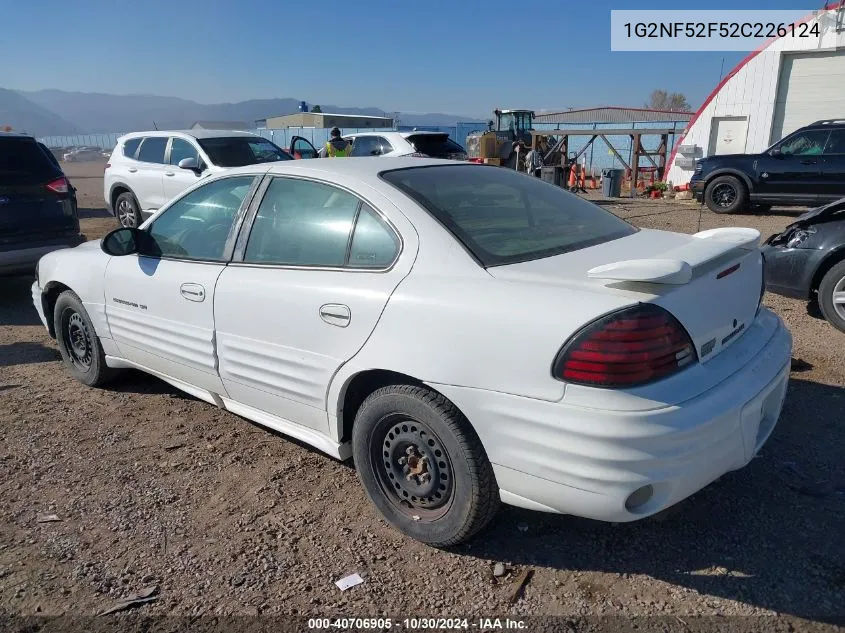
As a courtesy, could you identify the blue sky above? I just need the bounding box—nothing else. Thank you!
[0,0,823,117]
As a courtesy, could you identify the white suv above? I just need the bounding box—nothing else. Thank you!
[342,131,468,159]
[104,130,292,227]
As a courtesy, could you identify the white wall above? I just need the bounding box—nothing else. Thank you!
[667,9,845,186]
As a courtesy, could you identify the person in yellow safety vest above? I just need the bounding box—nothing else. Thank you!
[320,127,352,158]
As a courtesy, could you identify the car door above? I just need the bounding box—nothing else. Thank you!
[132,137,169,212]
[754,129,829,202]
[103,174,259,394]
[213,175,415,434]
[163,137,203,201]
[290,136,319,159]
[820,128,845,202]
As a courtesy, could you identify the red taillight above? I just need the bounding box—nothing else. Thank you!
[469,157,485,164]
[45,177,69,194]
[105,163,111,170]
[553,304,696,388]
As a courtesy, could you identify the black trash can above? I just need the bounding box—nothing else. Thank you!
[601,168,624,198]
[540,166,562,186]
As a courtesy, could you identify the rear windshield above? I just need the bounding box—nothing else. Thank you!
[381,165,636,266]
[407,134,466,158]
[0,137,60,185]
[198,137,292,167]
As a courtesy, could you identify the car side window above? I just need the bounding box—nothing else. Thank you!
[144,176,254,261]
[292,137,318,159]
[778,130,830,156]
[123,138,142,159]
[244,178,361,267]
[376,137,394,155]
[348,204,400,268]
[350,137,380,157]
[823,129,845,155]
[137,137,167,164]
[169,138,199,165]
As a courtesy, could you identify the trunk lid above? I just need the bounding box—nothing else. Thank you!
[487,227,764,363]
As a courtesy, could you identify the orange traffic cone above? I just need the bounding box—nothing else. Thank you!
[568,165,577,188]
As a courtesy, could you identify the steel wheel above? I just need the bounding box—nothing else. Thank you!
[370,414,455,521]
[712,182,737,209]
[63,310,93,371]
[117,197,137,227]
[832,275,845,321]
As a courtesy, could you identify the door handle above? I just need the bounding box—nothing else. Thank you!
[319,304,350,327]
[165,171,175,176]
[180,283,206,302]
[128,167,138,173]
[800,160,818,165]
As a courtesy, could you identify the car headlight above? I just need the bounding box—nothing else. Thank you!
[786,227,816,248]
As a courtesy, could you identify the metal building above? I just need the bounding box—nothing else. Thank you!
[667,5,845,185]
[264,112,394,129]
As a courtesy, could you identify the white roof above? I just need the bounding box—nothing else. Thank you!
[118,129,262,141]
[344,130,447,139]
[221,157,459,178]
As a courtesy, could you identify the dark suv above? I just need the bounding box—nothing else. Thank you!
[0,133,84,276]
[691,119,845,214]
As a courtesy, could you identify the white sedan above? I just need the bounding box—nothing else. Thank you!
[32,158,792,546]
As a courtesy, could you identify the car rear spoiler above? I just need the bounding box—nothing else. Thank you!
[587,227,760,285]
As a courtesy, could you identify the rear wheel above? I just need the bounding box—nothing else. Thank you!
[54,291,119,387]
[115,191,142,228]
[817,260,845,333]
[704,175,747,214]
[352,385,499,546]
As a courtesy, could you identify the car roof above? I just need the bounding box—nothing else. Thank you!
[0,131,36,140]
[219,157,459,178]
[118,129,262,141]
[345,131,446,139]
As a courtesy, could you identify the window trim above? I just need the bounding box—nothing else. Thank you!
[231,174,403,273]
[138,174,262,264]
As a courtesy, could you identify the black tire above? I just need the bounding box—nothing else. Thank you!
[704,175,747,214]
[817,260,845,334]
[115,191,142,228]
[352,385,499,546]
[54,291,120,387]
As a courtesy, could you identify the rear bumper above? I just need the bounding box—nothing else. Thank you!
[31,280,49,331]
[433,309,792,522]
[0,234,85,276]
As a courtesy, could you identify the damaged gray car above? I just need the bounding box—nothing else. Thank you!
[763,198,845,333]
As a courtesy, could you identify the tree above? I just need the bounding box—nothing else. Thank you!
[645,89,691,112]
[311,105,322,113]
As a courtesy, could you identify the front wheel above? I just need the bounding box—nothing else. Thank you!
[817,260,845,334]
[704,175,747,214]
[54,291,119,387]
[352,385,499,546]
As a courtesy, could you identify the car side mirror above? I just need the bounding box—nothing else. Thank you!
[770,147,783,158]
[178,157,199,171]
[101,227,141,256]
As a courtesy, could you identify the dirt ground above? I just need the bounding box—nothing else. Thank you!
[1,161,843,629]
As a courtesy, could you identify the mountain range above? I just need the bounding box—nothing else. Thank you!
[0,88,483,136]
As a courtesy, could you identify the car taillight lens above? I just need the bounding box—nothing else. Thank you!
[552,304,697,388]
[45,177,69,194]
[469,157,485,164]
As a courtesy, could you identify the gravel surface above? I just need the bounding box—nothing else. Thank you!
[1,162,843,629]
